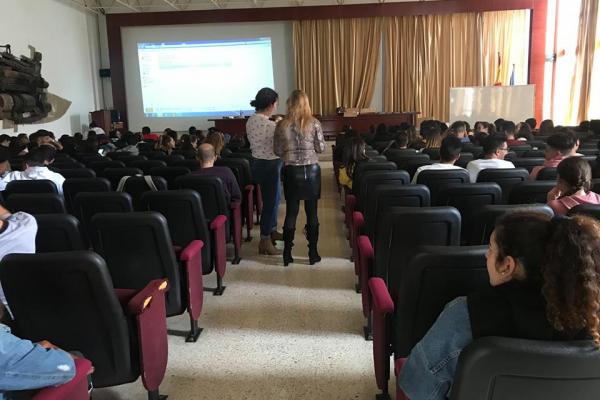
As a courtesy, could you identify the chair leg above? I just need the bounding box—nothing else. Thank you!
[355,282,361,294]
[147,390,168,400]
[364,313,373,341]
[245,225,252,242]
[185,315,203,343]
[232,246,241,265]
[375,391,391,400]
[213,275,226,296]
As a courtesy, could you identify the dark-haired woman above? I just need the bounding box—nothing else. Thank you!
[247,87,284,256]
[399,212,600,399]
[547,156,600,215]
[338,137,369,190]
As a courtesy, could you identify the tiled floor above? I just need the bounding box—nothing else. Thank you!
[94,148,385,399]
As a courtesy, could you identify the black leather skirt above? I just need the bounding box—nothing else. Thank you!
[282,164,321,200]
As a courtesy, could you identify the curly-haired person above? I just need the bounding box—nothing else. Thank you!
[398,212,600,400]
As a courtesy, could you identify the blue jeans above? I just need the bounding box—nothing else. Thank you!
[252,159,283,239]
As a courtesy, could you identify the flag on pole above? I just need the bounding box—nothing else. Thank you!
[509,64,516,86]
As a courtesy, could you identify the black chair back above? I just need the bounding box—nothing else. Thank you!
[171,159,200,171]
[476,168,529,202]
[455,153,474,168]
[56,168,96,179]
[508,144,532,156]
[567,204,600,220]
[91,212,183,317]
[130,160,168,175]
[34,214,87,252]
[357,170,410,210]
[509,181,556,204]
[6,193,66,214]
[513,157,545,172]
[353,161,397,193]
[374,206,461,294]
[176,174,229,225]
[0,251,138,387]
[118,176,168,210]
[89,160,126,177]
[416,169,470,202]
[451,337,600,400]
[394,246,489,357]
[149,167,191,189]
[63,178,111,213]
[104,167,144,190]
[74,192,133,241]
[4,179,58,198]
[465,204,554,245]
[537,167,558,181]
[142,190,213,274]
[387,154,431,176]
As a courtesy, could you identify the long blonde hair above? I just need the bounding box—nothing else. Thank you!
[279,90,314,135]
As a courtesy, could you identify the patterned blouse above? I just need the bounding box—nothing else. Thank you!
[246,113,279,160]
[273,118,325,166]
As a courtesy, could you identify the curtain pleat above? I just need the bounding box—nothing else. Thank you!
[293,18,382,115]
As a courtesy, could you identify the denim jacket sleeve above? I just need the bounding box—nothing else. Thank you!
[0,324,75,392]
[398,296,473,400]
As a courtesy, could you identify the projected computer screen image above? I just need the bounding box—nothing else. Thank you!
[137,38,275,117]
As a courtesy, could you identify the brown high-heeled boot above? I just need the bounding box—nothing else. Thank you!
[259,238,282,255]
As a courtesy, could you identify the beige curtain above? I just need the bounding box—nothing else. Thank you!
[568,0,599,123]
[384,10,529,121]
[293,18,382,115]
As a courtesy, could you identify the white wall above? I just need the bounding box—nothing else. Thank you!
[0,0,101,136]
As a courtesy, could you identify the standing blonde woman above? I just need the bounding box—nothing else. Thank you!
[274,90,325,266]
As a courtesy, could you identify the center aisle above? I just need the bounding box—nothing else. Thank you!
[95,146,379,399]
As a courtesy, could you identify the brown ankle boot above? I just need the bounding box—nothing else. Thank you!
[271,231,284,241]
[259,238,282,255]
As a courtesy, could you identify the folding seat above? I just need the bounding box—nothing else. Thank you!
[4,179,57,198]
[91,212,204,342]
[353,161,397,191]
[0,251,169,398]
[76,153,103,166]
[141,151,167,161]
[451,337,600,400]
[455,153,474,168]
[9,158,25,171]
[415,169,470,202]
[505,151,517,161]
[524,149,546,158]
[462,144,483,159]
[164,154,185,165]
[6,193,66,214]
[216,157,255,241]
[118,155,149,166]
[527,140,546,150]
[593,178,600,193]
[142,190,228,295]
[567,204,600,220]
[130,159,167,175]
[74,192,133,242]
[370,155,388,162]
[33,358,93,399]
[371,141,394,153]
[34,214,87,252]
[513,157,545,172]
[89,160,126,177]
[106,151,133,159]
[436,183,503,242]
[387,154,431,176]
[536,167,558,181]
[421,148,440,160]
[170,159,200,171]
[63,177,111,214]
[103,167,144,190]
[365,149,380,158]
[55,168,96,179]
[579,148,599,156]
[476,168,529,202]
[176,174,242,264]
[508,144,532,156]
[117,176,168,210]
[465,204,554,245]
[509,181,556,204]
[369,245,489,398]
[51,160,84,169]
[149,166,191,189]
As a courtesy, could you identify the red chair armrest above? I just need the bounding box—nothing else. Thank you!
[368,277,394,393]
[345,194,357,229]
[358,235,374,318]
[230,200,241,210]
[210,215,228,278]
[126,279,169,393]
[33,358,93,400]
[178,240,204,320]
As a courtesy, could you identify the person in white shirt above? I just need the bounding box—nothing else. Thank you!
[84,122,106,140]
[412,136,466,183]
[0,145,66,195]
[0,204,37,312]
[466,134,515,182]
[246,87,284,256]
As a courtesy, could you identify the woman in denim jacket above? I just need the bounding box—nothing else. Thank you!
[399,212,600,399]
[0,306,75,398]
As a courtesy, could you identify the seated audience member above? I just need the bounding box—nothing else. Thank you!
[421,120,443,149]
[466,134,515,182]
[405,125,426,150]
[449,121,471,143]
[399,211,600,400]
[338,137,369,190]
[494,118,505,132]
[501,121,523,146]
[0,203,37,311]
[372,123,395,143]
[473,121,490,134]
[390,132,409,150]
[141,126,159,142]
[525,117,537,130]
[9,135,29,158]
[0,148,10,179]
[116,133,140,155]
[516,122,534,141]
[178,134,199,159]
[29,130,63,151]
[546,156,600,215]
[193,143,241,203]
[155,135,175,155]
[333,129,360,164]
[412,136,465,183]
[0,145,66,195]
[530,132,576,180]
[78,132,99,154]
[539,119,555,136]
[0,135,9,148]
[204,131,225,156]
[87,121,106,139]
[164,128,178,144]
[471,131,489,147]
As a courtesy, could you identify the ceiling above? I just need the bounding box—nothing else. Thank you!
[65,0,432,13]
